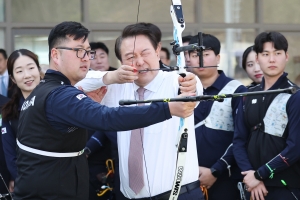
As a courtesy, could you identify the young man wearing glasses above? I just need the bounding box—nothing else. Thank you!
[13,21,197,200]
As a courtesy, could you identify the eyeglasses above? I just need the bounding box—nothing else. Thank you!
[56,47,96,60]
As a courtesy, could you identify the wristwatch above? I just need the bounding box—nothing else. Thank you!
[254,171,263,181]
[210,168,220,178]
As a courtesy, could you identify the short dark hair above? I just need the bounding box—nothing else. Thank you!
[182,35,192,44]
[161,47,170,60]
[90,42,109,55]
[7,49,41,77]
[48,21,90,61]
[0,49,7,59]
[115,23,161,61]
[254,32,288,54]
[242,45,255,70]
[189,33,221,55]
[147,23,161,43]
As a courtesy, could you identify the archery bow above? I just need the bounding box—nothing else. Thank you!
[168,1,189,200]
[128,1,202,199]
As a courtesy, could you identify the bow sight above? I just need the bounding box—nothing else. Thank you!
[170,32,218,69]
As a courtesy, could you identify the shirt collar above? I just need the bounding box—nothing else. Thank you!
[259,72,288,90]
[133,70,164,93]
[45,69,72,85]
[208,70,228,91]
[1,70,8,77]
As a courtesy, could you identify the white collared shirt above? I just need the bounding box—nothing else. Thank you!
[75,70,108,89]
[100,71,203,198]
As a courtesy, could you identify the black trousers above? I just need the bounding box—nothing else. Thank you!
[0,167,10,194]
[206,178,240,200]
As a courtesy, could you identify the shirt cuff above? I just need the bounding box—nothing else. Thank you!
[86,136,103,154]
[161,102,172,119]
[75,71,108,92]
[85,70,108,79]
[212,159,228,175]
[257,165,270,180]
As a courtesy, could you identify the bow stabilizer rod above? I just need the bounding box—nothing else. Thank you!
[119,87,298,106]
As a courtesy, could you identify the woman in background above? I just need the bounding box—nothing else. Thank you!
[1,49,41,192]
[242,45,263,88]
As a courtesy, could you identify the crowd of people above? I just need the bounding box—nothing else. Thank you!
[0,20,299,200]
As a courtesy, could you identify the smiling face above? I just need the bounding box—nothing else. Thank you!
[120,34,160,87]
[51,35,91,85]
[90,48,110,71]
[245,51,263,84]
[12,55,41,98]
[257,42,288,80]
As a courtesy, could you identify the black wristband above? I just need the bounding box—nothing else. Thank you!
[254,171,263,181]
[210,168,220,178]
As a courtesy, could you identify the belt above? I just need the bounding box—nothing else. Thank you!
[132,180,200,200]
[17,139,85,157]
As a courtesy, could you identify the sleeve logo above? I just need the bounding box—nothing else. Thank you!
[1,127,7,134]
[76,94,87,100]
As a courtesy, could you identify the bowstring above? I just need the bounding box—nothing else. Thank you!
[132,0,152,199]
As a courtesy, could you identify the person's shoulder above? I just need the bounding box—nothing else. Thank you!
[162,70,178,77]
[247,83,260,92]
[235,82,247,90]
[290,89,300,100]
[157,71,177,83]
[224,79,246,93]
[49,85,84,99]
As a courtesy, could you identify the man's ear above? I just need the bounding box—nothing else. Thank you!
[286,52,289,62]
[51,48,60,66]
[216,54,221,64]
[156,42,162,56]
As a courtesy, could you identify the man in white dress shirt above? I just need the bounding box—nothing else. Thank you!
[0,49,9,97]
[77,23,204,200]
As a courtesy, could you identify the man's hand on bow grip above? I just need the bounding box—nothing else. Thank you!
[168,92,196,118]
[178,72,197,94]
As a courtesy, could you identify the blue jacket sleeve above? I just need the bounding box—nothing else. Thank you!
[211,85,247,173]
[257,91,300,179]
[232,99,254,171]
[86,131,105,154]
[46,86,172,133]
[1,120,17,180]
